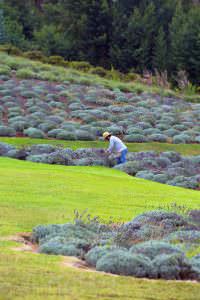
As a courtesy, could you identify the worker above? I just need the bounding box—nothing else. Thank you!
[103,132,128,164]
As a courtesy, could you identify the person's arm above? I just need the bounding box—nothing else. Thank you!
[107,138,114,153]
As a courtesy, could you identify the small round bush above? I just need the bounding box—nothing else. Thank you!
[127,127,144,135]
[24,128,45,138]
[85,246,114,267]
[153,173,169,184]
[130,241,183,260]
[46,150,73,166]
[28,144,57,155]
[38,122,57,133]
[156,157,171,168]
[143,128,161,135]
[124,134,147,143]
[161,151,181,163]
[135,171,155,180]
[152,253,192,280]
[107,125,123,135]
[164,128,180,138]
[195,136,200,143]
[56,130,77,141]
[166,230,200,244]
[96,249,153,277]
[114,161,141,176]
[10,121,29,132]
[0,125,16,137]
[149,134,168,142]
[173,134,192,144]
[0,142,15,156]
[47,129,63,138]
[26,154,49,164]
[60,244,83,257]
[75,130,95,141]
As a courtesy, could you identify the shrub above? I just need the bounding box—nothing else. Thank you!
[96,250,153,277]
[190,255,200,275]
[69,61,92,72]
[149,134,168,142]
[16,68,37,79]
[0,125,16,137]
[164,128,180,137]
[173,134,192,144]
[0,44,23,56]
[156,157,171,168]
[56,130,77,141]
[195,136,200,143]
[39,240,64,255]
[153,173,169,184]
[7,148,28,160]
[189,210,200,225]
[27,154,50,163]
[166,231,200,244]
[161,152,181,163]
[75,130,95,141]
[152,253,193,280]
[85,246,114,267]
[89,67,107,77]
[60,244,83,257]
[38,122,56,133]
[130,241,183,260]
[135,171,155,180]
[10,121,29,132]
[28,144,57,155]
[143,128,161,135]
[136,211,187,228]
[0,142,15,156]
[24,127,45,138]
[114,161,141,176]
[45,150,73,165]
[47,129,64,138]
[0,65,11,76]
[23,51,46,62]
[48,56,65,65]
[167,176,199,189]
[124,134,147,143]
[107,126,123,135]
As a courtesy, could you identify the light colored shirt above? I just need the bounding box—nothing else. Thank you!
[108,136,127,153]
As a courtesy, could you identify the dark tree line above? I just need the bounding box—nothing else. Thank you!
[0,0,199,84]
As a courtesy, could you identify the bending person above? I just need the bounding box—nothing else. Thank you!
[103,132,128,164]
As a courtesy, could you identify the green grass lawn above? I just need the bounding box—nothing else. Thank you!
[0,157,200,300]
[1,137,200,155]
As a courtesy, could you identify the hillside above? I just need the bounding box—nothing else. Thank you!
[0,53,200,300]
[0,157,200,299]
[0,52,199,144]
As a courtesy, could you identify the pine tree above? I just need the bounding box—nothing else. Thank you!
[153,27,167,71]
[82,0,111,67]
[180,7,200,84]
[139,3,156,71]
[169,2,186,72]
[0,9,6,44]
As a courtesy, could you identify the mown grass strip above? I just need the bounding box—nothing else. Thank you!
[1,137,200,155]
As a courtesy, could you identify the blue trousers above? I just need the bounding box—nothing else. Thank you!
[117,149,128,165]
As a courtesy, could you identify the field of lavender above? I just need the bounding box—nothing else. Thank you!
[0,73,200,144]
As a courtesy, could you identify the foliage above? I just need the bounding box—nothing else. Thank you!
[24,127,45,139]
[96,250,153,277]
[0,125,16,137]
[152,253,196,280]
[130,241,183,260]
[0,1,199,85]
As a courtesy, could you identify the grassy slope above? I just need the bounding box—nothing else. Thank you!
[0,157,200,300]
[1,137,200,155]
[1,51,200,102]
